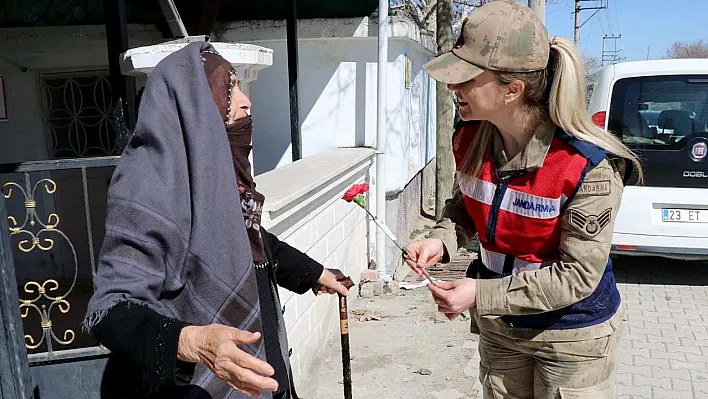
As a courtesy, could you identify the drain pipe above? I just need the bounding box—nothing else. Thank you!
[375,0,390,282]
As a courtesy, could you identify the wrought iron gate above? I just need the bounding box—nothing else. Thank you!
[0,157,119,399]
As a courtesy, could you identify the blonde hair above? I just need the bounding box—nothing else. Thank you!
[460,36,643,183]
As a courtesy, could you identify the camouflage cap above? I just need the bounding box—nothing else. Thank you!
[423,0,550,84]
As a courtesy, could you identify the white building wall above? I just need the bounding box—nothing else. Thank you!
[215,17,437,194]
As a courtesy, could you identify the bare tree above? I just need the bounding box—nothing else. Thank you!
[665,39,708,59]
[397,0,491,37]
[452,0,492,34]
[395,0,437,35]
[582,55,601,74]
[434,0,456,220]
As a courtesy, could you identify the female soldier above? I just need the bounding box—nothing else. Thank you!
[404,1,641,398]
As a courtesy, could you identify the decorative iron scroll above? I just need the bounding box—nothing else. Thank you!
[3,178,77,352]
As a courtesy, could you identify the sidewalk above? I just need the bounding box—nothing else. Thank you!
[299,252,481,399]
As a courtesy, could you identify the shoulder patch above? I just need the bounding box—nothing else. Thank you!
[578,180,611,196]
[568,207,612,237]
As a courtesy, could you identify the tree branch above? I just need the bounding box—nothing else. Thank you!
[403,0,435,35]
[420,1,437,26]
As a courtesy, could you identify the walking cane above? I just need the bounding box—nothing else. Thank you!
[315,269,355,399]
[337,275,355,399]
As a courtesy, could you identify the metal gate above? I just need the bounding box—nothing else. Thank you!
[0,157,119,399]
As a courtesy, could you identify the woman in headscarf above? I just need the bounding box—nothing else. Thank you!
[83,42,348,399]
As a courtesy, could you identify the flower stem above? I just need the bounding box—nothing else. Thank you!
[360,206,435,285]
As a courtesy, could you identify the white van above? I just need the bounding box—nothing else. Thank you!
[586,59,708,260]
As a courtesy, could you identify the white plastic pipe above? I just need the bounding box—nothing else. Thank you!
[375,0,390,282]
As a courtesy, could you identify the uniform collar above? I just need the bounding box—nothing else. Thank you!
[492,120,557,172]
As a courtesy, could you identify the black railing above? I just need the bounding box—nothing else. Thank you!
[0,156,119,364]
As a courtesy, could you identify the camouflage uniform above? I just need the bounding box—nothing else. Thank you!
[430,121,625,398]
[422,1,626,397]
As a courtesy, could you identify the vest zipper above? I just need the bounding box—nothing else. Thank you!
[486,174,510,245]
[486,167,525,246]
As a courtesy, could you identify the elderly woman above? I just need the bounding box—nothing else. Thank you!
[83,43,348,399]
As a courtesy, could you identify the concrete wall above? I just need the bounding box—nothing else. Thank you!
[215,17,437,194]
[386,158,436,277]
[256,147,375,385]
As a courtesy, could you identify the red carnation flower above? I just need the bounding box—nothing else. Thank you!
[339,181,436,286]
[342,183,369,203]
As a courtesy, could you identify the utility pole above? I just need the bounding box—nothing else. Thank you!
[574,0,607,48]
[601,34,623,66]
[574,0,580,47]
[528,0,546,25]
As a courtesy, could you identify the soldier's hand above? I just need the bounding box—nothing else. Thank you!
[428,278,477,321]
[404,238,445,278]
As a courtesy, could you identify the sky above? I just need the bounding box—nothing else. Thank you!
[543,0,704,62]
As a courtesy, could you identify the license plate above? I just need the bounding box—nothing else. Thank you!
[662,209,708,223]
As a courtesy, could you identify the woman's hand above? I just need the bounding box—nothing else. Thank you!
[428,278,477,321]
[314,268,350,296]
[404,238,445,278]
[178,324,278,397]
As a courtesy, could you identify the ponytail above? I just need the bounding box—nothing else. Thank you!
[547,37,643,182]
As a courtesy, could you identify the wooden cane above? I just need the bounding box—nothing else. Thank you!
[337,276,355,399]
[314,269,355,398]
[312,269,354,399]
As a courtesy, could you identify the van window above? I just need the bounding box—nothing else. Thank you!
[607,75,708,149]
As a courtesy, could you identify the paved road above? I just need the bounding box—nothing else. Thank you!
[613,256,708,399]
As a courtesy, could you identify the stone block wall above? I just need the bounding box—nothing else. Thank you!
[256,147,375,385]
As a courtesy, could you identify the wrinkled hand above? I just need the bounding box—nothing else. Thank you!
[404,238,445,278]
[314,268,350,296]
[177,324,278,397]
[428,278,477,321]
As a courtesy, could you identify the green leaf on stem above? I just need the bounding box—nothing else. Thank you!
[353,194,367,208]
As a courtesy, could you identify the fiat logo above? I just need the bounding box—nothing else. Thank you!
[691,142,707,160]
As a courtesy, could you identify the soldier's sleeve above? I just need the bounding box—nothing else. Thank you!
[476,158,624,316]
[427,175,478,264]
